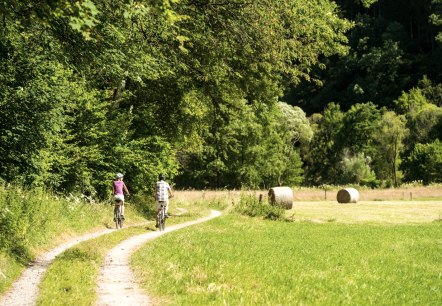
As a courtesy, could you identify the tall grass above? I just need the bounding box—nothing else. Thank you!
[131,215,442,305]
[0,185,148,294]
[0,185,109,262]
[233,193,285,220]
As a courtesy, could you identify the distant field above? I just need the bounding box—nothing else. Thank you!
[175,186,442,224]
[175,185,442,203]
[291,185,442,201]
[288,201,442,224]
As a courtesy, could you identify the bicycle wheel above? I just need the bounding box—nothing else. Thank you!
[114,204,122,229]
[119,211,124,229]
[159,208,166,231]
[114,206,119,229]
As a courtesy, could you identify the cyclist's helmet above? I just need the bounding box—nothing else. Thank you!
[158,173,165,180]
[115,173,124,179]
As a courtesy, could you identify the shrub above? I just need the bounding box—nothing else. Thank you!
[340,152,378,186]
[0,185,45,262]
[404,140,442,184]
[234,194,285,221]
[129,193,156,219]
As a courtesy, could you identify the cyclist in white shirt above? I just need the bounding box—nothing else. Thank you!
[155,173,173,227]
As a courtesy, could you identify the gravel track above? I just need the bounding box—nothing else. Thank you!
[0,210,221,306]
[96,210,221,306]
[0,228,115,306]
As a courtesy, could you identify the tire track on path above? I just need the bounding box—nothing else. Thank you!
[96,210,222,306]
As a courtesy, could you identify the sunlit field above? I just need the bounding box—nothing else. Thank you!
[174,186,442,224]
[291,185,442,201]
[132,216,442,305]
[132,186,442,305]
[290,200,442,224]
[175,184,442,203]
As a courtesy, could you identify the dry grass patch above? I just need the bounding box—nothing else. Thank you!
[288,201,442,224]
[174,187,442,224]
[292,185,442,201]
[175,185,442,204]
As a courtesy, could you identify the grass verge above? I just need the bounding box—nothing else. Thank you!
[131,214,442,305]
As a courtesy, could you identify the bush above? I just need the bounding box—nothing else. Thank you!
[129,193,156,219]
[340,152,377,186]
[234,194,285,221]
[404,140,442,184]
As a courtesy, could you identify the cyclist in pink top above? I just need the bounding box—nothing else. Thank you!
[112,173,130,219]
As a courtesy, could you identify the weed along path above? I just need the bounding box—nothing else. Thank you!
[96,210,222,306]
[0,228,115,306]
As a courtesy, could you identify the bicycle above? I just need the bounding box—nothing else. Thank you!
[114,200,124,229]
[157,202,166,231]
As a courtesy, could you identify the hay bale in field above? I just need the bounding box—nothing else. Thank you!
[268,187,293,209]
[337,188,359,203]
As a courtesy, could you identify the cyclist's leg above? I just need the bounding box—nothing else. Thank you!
[155,201,160,227]
[165,199,169,216]
[114,202,119,221]
[114,194,125,219]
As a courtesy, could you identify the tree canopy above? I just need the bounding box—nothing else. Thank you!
[1,0,441,194]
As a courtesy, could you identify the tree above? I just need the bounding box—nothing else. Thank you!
[418,75,442,106]
[277,102,313,146]
[405,140,442,184]
[263,102,312,187]
[288,0,442,115]
[396,87,442,185]
[373,111,408,186]
[0,23,73,184]
[430,0,442,43]
[395,88,429,115]
[305,103,344,185]
[397,89,442,152]
[340,102,381,157]
[1,0,355,192]
[408,104,442,145]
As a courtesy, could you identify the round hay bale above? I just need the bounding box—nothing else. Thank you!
[268,187,293,209]
[337,188,359,203]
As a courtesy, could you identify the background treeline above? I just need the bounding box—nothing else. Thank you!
[0,0,441,197]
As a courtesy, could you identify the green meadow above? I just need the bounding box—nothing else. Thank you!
[2,187,442,305]
[132,209,442,305]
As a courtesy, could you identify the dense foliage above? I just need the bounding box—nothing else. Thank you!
[1,0,441,195]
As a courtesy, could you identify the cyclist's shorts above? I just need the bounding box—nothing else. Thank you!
[156,200,168,210]
[114,194,125,203]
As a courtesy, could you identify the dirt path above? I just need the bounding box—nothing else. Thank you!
[96,210,222,306]
[0,210,220,306]
[0,228,116,306]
